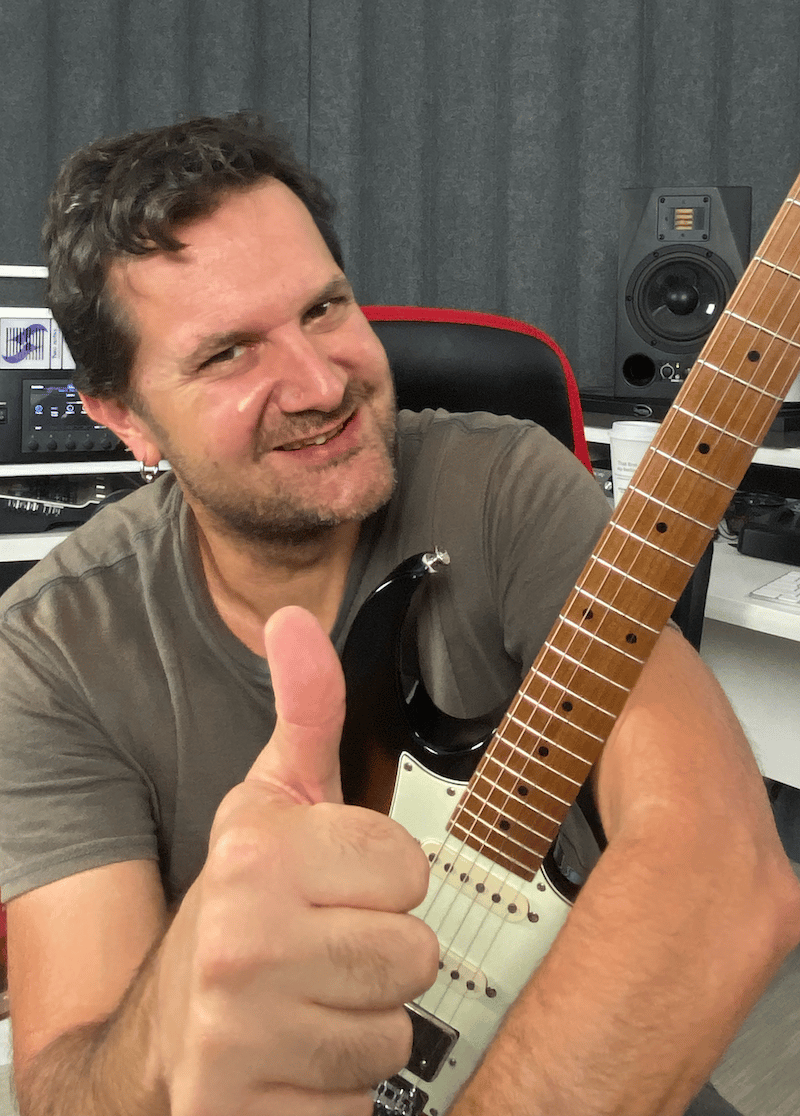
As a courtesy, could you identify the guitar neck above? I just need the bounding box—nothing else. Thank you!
[449,179,800,880]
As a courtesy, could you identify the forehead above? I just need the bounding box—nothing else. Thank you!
[108,180,339,358]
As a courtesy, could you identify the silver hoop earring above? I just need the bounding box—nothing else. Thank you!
[139,462,160,484]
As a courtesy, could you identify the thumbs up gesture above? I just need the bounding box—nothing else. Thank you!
[152,607,438,1116]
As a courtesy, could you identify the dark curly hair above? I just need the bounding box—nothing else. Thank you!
[43,113,344,400]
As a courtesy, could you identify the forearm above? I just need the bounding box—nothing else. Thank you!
[453,826,797,1116]
[14,938,167,1116]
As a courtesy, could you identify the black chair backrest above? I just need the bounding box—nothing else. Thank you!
[362,306,592,471]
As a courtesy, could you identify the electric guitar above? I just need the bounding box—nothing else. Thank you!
[340,172,800,1116]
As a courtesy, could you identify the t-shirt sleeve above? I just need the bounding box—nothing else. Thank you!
[0,607,160,902]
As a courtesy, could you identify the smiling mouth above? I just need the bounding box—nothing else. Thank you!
[275,415,351,452]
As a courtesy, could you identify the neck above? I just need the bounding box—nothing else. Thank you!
[193,510,362,655]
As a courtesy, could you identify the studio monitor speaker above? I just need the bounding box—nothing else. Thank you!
[614,186,751,402]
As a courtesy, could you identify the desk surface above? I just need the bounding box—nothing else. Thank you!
[707,539,800,643]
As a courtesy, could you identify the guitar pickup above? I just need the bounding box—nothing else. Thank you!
[422,839,529,921]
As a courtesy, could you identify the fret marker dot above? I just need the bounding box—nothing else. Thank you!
[583,608,594,620]
[499,819,511,831]
[626,633,638,644]
[538,746,549,757]
[517,785,529,796]
[656,522,668,533]
[476,882,485,893]
[562,701,573,712]
[747,350,760,362]
[698,442,711,455]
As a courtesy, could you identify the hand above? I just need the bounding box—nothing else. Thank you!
[152,606,438,1116]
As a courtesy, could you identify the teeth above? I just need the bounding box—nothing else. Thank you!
[280,421,345,451]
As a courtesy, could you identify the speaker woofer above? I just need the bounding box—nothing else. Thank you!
[625,246,736,351]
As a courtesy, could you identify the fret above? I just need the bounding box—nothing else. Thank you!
[454,780,565,833]
[695,353,789,399]
[651,448,739,491]
[537,639,635,691]
[626,482,718,531]
[504,712,572,753]
[669,407,759,452]
[565,589,662,637]
[505,708,603,753]
[455,796,557,849]
[724,311,800,354]
[591,557,674,602]
[445,827,542,881]
[606,522,695,570]
[753,253,800,282]
[558,613,648,662]
[513,690,606,744]
[489,731,587,789]
[449,810,554,857]
[728,257,800,338]
[475,754,572,814]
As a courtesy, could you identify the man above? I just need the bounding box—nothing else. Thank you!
[0,114,798,1116]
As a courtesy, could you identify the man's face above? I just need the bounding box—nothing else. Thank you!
[94,180,397,543]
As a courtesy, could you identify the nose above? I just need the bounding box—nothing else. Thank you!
[269,326,348,414]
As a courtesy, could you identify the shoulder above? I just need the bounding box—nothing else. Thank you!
[394,407,605,515]
[395,406,583,486]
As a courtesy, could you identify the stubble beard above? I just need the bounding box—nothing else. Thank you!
[146,384,399,548]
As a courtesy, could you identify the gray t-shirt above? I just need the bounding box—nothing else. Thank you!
[0,410,610,904]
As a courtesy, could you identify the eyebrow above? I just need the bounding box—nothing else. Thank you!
[179,275,355,371]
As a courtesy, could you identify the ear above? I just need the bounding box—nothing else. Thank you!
[81,394,163,467]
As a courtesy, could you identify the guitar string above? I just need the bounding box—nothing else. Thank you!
[406,189,800,1063]
[410,199,800,1055]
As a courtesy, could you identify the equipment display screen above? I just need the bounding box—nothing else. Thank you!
[24,379,102,433]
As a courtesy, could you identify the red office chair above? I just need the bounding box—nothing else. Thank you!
[361,306,592,472]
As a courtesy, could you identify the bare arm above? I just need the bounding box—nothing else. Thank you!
[9,860,169,1116]
[10,607,438,1116]
[452,624,800,1116]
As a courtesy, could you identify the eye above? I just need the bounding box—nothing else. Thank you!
[304,295,349,324]
[199,342,249,369]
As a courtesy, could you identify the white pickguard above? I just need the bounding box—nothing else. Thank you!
[384,753,573,1116]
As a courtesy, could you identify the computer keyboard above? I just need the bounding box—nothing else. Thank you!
[749,568,800,609]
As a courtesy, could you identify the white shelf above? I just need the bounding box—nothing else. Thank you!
[1,530,71,561]
[584,424,800,470]
[0,460,138,478]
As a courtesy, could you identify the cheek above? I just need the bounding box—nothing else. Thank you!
[190,376,271,453]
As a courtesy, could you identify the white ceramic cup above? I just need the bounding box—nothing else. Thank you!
[609,420,660,505]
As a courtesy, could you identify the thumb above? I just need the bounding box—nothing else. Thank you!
[246,605,346,806]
